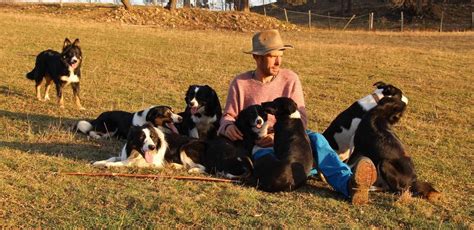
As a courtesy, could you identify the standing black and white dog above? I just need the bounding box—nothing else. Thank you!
[177,85,222,140]
[349,97,440,201]
[75,105,182,139]
[166,104,267,178]
[92,122,167,168]
[323,82,408,161]
[248,97,313,192]
[26,38,84,109]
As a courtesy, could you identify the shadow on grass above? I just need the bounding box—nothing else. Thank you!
[0,140,118,163]
[0,109,78,131]
[0,85,30,99]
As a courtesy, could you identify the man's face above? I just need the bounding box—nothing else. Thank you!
[255,51,283,76]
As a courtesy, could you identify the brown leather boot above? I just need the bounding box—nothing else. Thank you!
[349,157,377,205]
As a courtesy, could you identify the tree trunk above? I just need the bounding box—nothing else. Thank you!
[415,0,422,15]
[166,0,177,10]
[121,0,132,10]
[347,0,352,14]
[240,0,249,11]
[340,0,345,16]
[183,0,191,7]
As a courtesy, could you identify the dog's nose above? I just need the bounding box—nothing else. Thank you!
[190,101,196,107]
[177,116,183,122]
[148,145,156,150]
[256,119,263,125]
[71,59,77,64]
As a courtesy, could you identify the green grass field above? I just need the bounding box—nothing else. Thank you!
[0,9,473,228]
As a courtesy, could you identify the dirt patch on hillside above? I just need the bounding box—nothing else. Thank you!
[0,3,299,31]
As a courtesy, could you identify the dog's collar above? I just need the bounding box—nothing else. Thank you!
[371,93,380,103]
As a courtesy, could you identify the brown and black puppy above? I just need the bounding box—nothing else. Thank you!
[349,97,440,201]
[166,104,266,179]
[249,97,313,192]
[75,105,182,139]
[26,38,84,109]
[323,82,409,161]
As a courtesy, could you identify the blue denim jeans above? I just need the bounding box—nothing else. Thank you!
[252,130,352,197]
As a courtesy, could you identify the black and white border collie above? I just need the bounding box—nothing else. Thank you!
[166,104,267,179]
[249,97,313,192]
[75,105,182,139]
[323,82,408,161]
[93,122,167,168]
[349,97,440,201]
[177,85,222,140]
[26,38,84,109]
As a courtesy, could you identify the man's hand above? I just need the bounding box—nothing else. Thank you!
[255,133,274,147]
[224,124,243,141]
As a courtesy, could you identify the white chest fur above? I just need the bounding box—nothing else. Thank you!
[60,67,79,84]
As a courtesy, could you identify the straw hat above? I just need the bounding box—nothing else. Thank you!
[244,29,293,55]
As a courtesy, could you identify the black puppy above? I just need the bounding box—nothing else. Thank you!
[177,85,222,140]
[26,38,84,109]
[166,105,267,178]
[76,105,182,139]
[323,82,408,161]
[249,97,313,192]
[349,97,440,201]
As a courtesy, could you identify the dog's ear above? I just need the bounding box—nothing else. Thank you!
[63,38,72,49]
[262,101,276,115]
[72,38,80,47]
[184,85,194,102]
[373,81,386,89]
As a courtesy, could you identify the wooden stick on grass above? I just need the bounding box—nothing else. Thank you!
[61,172,241,183]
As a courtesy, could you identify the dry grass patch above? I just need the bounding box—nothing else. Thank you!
[0,10,473,228]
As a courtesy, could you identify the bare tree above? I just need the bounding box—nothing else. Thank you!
[240,0,249,11]
[166,0,177,10]
[121,0,132,10]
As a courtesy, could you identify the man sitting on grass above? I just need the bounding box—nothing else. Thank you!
[219,29,377,205]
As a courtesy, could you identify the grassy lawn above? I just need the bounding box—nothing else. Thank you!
[0,10,473,228]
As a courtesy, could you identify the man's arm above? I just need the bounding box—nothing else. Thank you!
[218,79,243,140]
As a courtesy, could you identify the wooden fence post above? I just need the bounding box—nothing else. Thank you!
[343,14,356,31]
[368,12,374,31]
[327,12,331,30]
[308,10,311,29]
[401,11,404,32]
[439,10,444,32]
[471,12,473,30]
[284,8,288,23]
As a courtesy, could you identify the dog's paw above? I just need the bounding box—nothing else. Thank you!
[188,167,205,174]
[78,106,86,111]
[169,163,184,170]
[44,95,50,101]
[92,161,107,167]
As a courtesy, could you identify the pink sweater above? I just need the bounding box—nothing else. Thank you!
[218,69,308,135]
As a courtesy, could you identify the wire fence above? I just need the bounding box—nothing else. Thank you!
[253,3,473,31]
[1,0,472,31]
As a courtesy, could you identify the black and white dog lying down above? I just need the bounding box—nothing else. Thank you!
[248,97,313,192]
[323,82,408,161]
[177,85,222,140]
[165,104,267,178]
[349,97,440,201]
[93,122,167,168]
[75,105,182,139]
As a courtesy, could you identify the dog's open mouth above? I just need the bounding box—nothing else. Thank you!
[165,122,179,134]
[190,106,203,115]
[69,62,79,69]
[144,151,156,163]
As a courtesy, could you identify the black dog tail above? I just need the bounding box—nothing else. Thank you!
[26,69,36,80]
